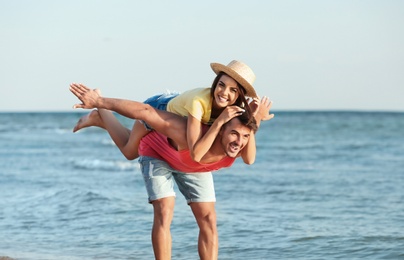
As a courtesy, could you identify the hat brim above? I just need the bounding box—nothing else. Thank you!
[210,63,257,98]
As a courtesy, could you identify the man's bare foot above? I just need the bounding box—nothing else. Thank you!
[73,109,104,132]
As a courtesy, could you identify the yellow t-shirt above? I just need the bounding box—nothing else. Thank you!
[166,88,213,125]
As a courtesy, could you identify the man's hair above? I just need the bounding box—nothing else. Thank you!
[223,106,258,133]
[237,107,258,133]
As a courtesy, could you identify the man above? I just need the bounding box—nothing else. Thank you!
[70,83,272,259]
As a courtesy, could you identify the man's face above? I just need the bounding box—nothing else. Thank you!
[220,118,251,157]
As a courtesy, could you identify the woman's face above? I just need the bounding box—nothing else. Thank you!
[213,74,240,108]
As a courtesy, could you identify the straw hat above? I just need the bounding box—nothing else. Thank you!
[210,60,257,98]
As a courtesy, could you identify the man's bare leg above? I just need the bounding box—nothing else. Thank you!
[190,202,218,260]
[151,197,175,260]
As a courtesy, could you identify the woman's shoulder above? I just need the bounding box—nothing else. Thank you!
[173,88,210,103]
[180,87,210,97]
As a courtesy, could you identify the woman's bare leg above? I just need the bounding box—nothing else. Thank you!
[73,109,139,160]
[73,110,106,132]
[70,84,190,151]
[121,120,149,160]
[73,87,146,160]
[98,109,148,160]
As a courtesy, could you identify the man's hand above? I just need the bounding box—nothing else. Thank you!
[70,83,101,109]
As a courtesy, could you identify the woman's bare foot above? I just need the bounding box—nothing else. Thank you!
[73,109,104,132]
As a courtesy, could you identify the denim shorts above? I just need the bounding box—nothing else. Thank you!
[141,92,179,130]
[138,156,216,204]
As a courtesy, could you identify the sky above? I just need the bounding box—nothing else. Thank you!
[1,0,403,112]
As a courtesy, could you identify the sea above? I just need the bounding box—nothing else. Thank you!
[1,111,403,260]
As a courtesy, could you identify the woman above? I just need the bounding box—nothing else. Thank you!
[73,60,268,164]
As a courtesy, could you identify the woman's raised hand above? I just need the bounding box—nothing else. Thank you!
[70,83,102,109]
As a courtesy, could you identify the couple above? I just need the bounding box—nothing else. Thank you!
[70,60,273,260]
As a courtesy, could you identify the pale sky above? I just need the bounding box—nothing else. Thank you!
[1,0,403,112]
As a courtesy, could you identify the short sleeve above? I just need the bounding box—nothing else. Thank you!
[184,97,205,121]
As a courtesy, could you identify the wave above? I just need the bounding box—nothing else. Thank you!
[71,158,138,172]
[0,125,76,135]
[30,188,112,206]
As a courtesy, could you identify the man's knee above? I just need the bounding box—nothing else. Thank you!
[152,198,175,226]
[199,211,217,229]
[191,203,217,230]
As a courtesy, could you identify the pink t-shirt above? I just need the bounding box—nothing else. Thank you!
[138,131,235,173]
